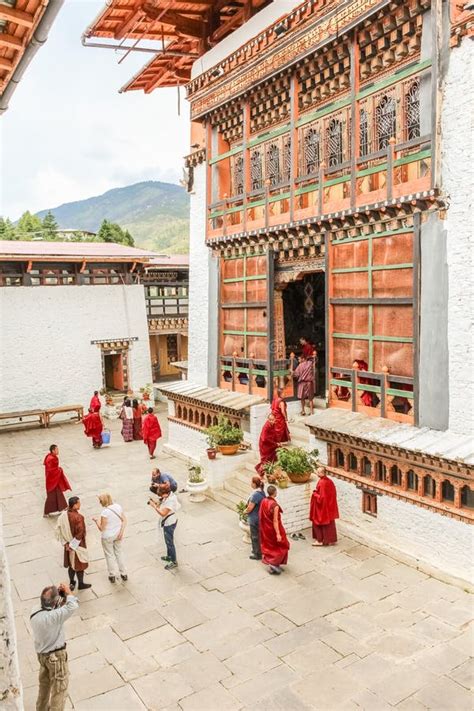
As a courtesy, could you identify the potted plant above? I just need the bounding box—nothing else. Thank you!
[205,432,218,460]
[140,383,153,401]
[236,500,251,543]
[276,447,319,484]
[187,465,208,503]
[205,416,244,455]
[262,461,289,489]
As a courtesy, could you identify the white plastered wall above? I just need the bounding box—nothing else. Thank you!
[441,36,474,436]
[0,284,152,411]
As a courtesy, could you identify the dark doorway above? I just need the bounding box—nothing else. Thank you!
[104,352,125,391]
[282,271,325,396]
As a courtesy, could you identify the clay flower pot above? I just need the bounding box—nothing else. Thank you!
[206,448,217,460]
[287,471,312,484]
[217,444,240,456]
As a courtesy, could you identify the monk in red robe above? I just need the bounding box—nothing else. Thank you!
[259,485,290,574]
[293,356,315,416]
[43,445,71,517]
[299,337,316,360]
[255,414,279,475]
[353,359,378,407]
[143,407,162,459]
[83,408,103,448]
[309,467,339,546]
[132,399,143,441]
[271,388,290,443]
[89,391,101,413]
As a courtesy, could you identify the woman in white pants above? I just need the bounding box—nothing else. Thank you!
[93,493,128,583]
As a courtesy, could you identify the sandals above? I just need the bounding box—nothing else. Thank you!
[291,532,306,541]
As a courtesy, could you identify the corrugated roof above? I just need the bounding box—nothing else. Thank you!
[147,254,189,268]
[305,409,474,466]
[0,240,158,259]
[157,380,264,412]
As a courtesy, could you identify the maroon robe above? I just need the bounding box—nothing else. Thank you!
[43,453,71,516]
[133,407,143,440]
[255,419,279,475]
[83,412,103,447]
[354,359,378,407]
[63,510,88,572]
[89,394,101,413]
[143,413,162,456]
[259,497,290,567]
[309,475,339,545]
[294,359,315,400]
[271,396,291,443]
[302,342,316,359]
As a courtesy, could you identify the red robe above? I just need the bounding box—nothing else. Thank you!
[354,359,377,407]
[271,396,290,443]
[89,394,101,413]
[83,412,103,446]
[43,453,71,493]
[143,413,162,446]
[259,497,290,567]
[255,420,279,475]
[309,476,339,526]
[133,407,143,440]
[302,342,316,359]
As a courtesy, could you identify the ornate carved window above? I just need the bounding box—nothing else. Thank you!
[231,154,244,196]
[265,141,281,186]
[360,108,369,157]
[376,94,396,149]
[327,118,343,167]
[404,78,420,141]
[302,126,321,175]
[282,135,291,182]
[250,147,263,191]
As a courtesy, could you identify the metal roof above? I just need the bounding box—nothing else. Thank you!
[305,409,474,466]
[157,380,264,412]
[0,240,159,260]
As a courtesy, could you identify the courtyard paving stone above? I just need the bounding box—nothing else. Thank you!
[0,411,472,710]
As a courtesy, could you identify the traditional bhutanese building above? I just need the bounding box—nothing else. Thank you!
[85,0,473,581]
[0,241,188,411]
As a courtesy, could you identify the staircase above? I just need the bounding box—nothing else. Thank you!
[210,411,317,513]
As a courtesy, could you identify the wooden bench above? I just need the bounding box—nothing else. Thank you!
[0,409,48,428]
[43,405,84,427]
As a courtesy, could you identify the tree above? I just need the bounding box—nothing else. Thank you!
[42,211,59,239]
[16,211,43,240]
[97,219,135,247]
[0,217,18,240]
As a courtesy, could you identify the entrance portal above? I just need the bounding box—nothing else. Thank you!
[282,271,325,396]
[104,352,125,391]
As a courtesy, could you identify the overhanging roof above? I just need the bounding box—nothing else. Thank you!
[0,240,159,262]
[0,0,64,113]
[83,0,271,93]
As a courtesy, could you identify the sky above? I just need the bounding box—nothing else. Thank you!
[0,0,190,220]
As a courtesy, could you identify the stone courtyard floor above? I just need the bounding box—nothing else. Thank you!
[1,406,473,710]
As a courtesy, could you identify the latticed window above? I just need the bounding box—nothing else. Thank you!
[231,154,244,196]
[250,147,263,191]
[327,118,343,167]
[360,108,369,157]
[303,127,320,175]
[282,135,291,182]
[376,94,396,149]
[405,79,420,141]
[265,141,281,186]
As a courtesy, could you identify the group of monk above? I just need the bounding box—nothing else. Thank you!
[82,391,163,460]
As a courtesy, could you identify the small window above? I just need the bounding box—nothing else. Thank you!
[407,470,418,491]
[441,480,455,503]
[360,108,369,157]
[349,453,358,472]
[376,94,396,150]
[362,491,377,516]
[304,127,320,174]
[336,449,345,468]
[390,465,402,487]
[327,118,343,167]
[362,457,372,477]
[461,486,474,509]
[424,475,436,498]
[405,79,420,141]
[376,461,386,482]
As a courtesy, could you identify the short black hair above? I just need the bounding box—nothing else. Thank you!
[49,444,57,453]
[124,398,131,407]
[267,485,277,497]
[94,390,98,395]
[147,407,154,414]
[68,496,80,509]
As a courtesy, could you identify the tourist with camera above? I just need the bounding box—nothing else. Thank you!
[148,483,180,570]
[30,582,79,711]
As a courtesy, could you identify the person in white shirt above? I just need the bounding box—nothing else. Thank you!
[92,493,128,583]
[30,582,79,711]
[148,484,180,570]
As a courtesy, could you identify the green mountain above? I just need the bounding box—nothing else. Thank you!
[35,181,190,253]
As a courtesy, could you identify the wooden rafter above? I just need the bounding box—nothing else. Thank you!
[0,5,34,28]
[0,33,24,50]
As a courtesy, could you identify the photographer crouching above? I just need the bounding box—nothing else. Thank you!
[148,483,180,570]
[30,582,79,711]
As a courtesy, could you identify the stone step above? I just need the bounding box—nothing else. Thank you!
[209,487,242,510]
[224,476,252,499]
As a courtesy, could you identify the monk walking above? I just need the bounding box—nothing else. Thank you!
[56,497,92,590]
[89,390,101,413]
[259,485,290,574]
[82,408,103,448]
[271,387,291,443]
[293,355,315,416]
[43,445,71,517]
[310,466,339,546]
[142,407,162,459]
[132,399,143,441]
[255,413,279,475]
